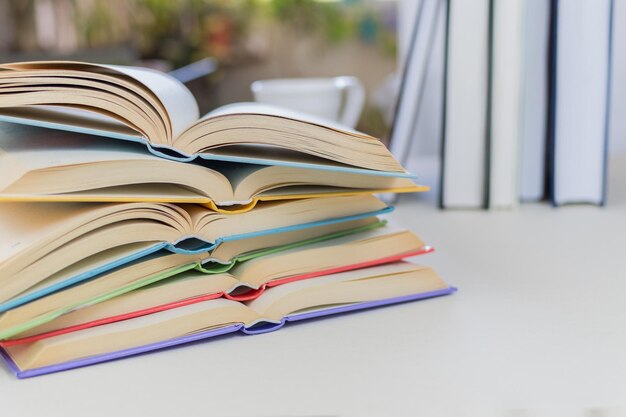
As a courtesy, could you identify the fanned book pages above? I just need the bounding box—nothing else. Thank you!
[0,195,390,312]
[0,123,426,212]
[0,224,433,341]
[0,262,456,378]
[0,61,415,178]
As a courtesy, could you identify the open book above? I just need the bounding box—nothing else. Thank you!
[0,225,432,341]
[0,262,455,378]
[0,123,425,212]
[0,195,389,311]
[0,61,412,177]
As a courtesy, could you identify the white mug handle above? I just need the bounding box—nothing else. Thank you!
[335,76,365,128]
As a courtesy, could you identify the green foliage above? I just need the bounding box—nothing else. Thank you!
[11,0,397,65]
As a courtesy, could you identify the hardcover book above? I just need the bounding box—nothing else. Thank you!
[0,61,414,177]
[0,224,432,342]
[0,195,390,311]
[0,122,426,212]
[0,262,456,378]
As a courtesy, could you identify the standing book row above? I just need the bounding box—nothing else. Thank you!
[0,61,455,378]
[406,0,614,208]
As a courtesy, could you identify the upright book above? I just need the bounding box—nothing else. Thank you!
[440,0,491,208]
[519,0,551,202]
[389,0,443,165]
[550,0,614,205]
[488,0,525,209]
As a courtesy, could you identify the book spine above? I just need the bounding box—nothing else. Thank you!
[601,0,615,206]
[438,0,451,209]
[1,288,458,378]
[484,0,494,209]
[547,0,559,206]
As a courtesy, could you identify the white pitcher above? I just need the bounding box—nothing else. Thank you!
[250,76,365,128]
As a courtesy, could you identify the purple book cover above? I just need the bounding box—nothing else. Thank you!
[0,286,457,378]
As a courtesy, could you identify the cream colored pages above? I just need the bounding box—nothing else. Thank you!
[247,262,447,322]
[0,61,199,143]
[188,194,387,242]
[245,262,422,314]
[8,221,393,338]
[0,202,191,269]
[0,253,197,333]
[0,203,107,265]
[0,106,140,137]
[0,144,28,193]
[230,227,423,286]
[4,263,450,370]
[177,102,404,172]
[6,298,253,371]
[0,123,160,171]
[228,164,417,199]
[0,123,232,199]
[15,273,239,338]
[0,221,182,305]
[200,102,363,136]
[19,242,160,300]
[105,64,199,138]
[0,123,418,201]
[0,203,192,301]
[207,217,377,262]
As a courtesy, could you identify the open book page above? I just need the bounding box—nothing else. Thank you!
[247,262,447,322]
[0,203,193,303]
[0,253,196,336]
[17,242,162,300]
[4,298,253,370]
[0,106,142,141]
[2,263,451,370]
[12,272,239,339]
[186,194,387,242]
[229,227,423,287]
[206,217,379,263]
[213,162,419,200]
[244,262,421,314]
[6,220,384,340]
[0,123,159,171]
[201,102,364,136]
[104,64,199,137]
[0,61,199,143]
[176,101,404,172]
[0,144,27,193]
[0,123,234,200]
[0,203,114,266]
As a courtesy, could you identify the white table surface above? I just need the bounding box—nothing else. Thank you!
[1,160,625,417]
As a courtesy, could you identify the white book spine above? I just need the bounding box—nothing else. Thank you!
[488,0,525,209]
[519,0,551,202]
[441,0,490,208]
[553,0,612,205]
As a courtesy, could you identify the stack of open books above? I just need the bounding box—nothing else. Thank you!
[0,61,455,378]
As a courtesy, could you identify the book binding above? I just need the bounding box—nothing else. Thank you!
[0,206,394,312]
[0,286,457,378]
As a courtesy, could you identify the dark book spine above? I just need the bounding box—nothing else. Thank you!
[601,0,615,206]
[546,0,558,206]
[438,0,451,209]
[483,0,495,209]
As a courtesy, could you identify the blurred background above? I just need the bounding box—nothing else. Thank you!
[0,0,403,139]
[0,0,624,207]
